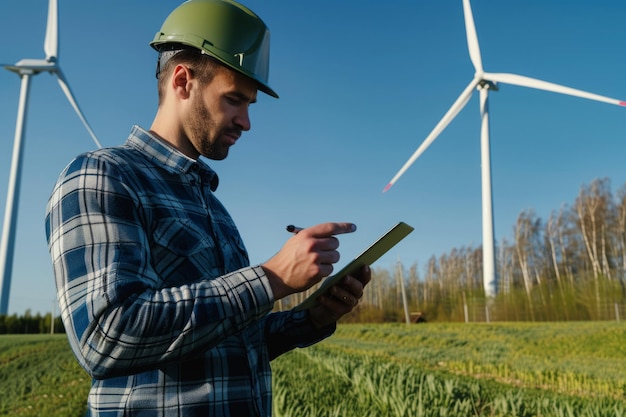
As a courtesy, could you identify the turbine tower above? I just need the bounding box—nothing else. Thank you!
[383,0,625,298]
[0,0,101,314]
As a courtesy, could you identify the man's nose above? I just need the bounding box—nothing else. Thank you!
[235,108,251,131]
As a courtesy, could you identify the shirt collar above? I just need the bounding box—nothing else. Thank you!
[126,125,220,191]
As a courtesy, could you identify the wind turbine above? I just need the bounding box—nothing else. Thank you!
[383,0,626,298]
[0,0,101,314]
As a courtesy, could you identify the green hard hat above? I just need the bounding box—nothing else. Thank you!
[151,0,278,98]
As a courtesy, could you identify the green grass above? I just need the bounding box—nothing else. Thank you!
[0,335,89,417]
[272,322,626,417]
[323,322,626,398]
[1,322,625,416]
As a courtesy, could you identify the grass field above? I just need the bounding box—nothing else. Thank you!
[1,322,624,416]
[0,335,89,417]
[273,322,626,416]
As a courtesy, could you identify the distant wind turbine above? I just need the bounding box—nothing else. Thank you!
[0,0,101,314]
[383,0,626,298]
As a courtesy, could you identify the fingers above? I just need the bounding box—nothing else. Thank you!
[354,264,372,286]
[326,288,358,308]
[326,266,371,307]
[262,222,358,300]
[299,222,357,238]
[308,266,372,328]
[315,277,363,320]
[290,234,340,277]
[288,222,357,277]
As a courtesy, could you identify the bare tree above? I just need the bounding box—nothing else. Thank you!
[546,210,563,288]
[614,184,626,295]
[574,178,614,280]
[514,211,539,292]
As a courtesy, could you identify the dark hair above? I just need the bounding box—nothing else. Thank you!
[156,46,221,104]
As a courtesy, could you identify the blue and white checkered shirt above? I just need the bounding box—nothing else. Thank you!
[46,125,334,416]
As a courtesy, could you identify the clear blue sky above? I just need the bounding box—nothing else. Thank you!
[1,0,625,315]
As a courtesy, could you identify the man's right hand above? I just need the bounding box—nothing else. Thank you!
[261,222,357,300]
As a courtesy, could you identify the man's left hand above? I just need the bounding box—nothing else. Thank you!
[308,265,371,329]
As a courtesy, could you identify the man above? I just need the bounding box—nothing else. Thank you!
[45,1,370,416]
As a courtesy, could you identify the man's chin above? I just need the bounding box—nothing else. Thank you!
[203,148,229,161]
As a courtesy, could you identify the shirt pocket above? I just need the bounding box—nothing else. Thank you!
[150,218,222,285]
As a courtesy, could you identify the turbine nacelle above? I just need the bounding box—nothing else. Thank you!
[478,79,498,91]
[4,59,58,75]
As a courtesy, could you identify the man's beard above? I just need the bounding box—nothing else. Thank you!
[188,96,241,161]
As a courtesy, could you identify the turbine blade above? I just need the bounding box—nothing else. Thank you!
[44,0,59,61]
[487,72,626,107]
[55,69,102,148]
[383,77,480,192]
[463,0,483,73]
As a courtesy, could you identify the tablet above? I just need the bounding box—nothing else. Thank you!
[294,221,414,311]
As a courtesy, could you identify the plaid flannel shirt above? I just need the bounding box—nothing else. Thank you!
[45,125,334,416]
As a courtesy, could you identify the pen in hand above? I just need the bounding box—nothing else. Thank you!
[286,225,303,234]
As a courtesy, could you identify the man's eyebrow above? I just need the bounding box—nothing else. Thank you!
[229,91,257,104]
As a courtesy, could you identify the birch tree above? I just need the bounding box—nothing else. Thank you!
[574,178,613,280]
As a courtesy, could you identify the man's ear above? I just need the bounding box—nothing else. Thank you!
[171,64,193,99]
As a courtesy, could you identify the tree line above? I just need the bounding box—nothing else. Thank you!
[359,177,626,322]
[285,177,626,323]
[0,310,64,334]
